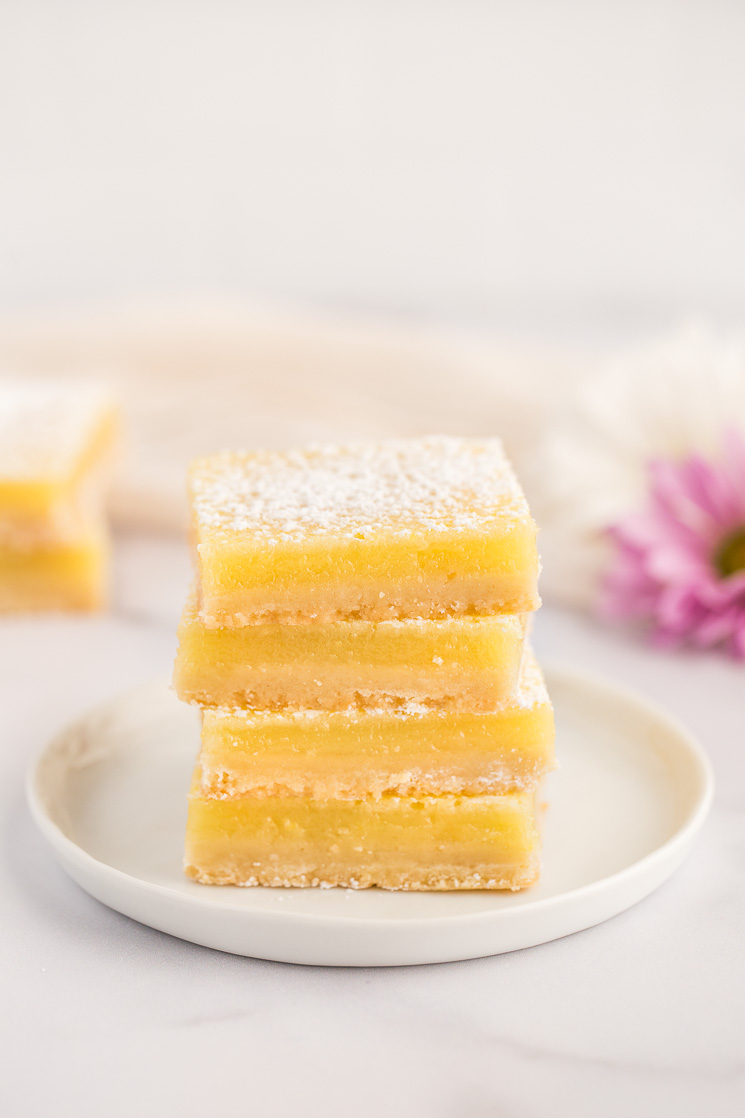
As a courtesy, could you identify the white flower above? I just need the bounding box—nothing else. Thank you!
[533,325,745,609]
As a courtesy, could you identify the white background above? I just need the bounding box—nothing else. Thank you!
[1,1,745,338]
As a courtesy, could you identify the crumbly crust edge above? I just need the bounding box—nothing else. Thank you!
[184,856,540,892]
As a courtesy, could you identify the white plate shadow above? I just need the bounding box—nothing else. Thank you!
[27,667,713,966]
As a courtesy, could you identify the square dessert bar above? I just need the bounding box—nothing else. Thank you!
[0,382,118,539]
[196,648,554,798]
[190,436,540,626]
[185,784,540,890]
[174,587,528,711]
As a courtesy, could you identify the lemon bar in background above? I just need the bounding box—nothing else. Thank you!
[196,648,554,798]
[0,382,118,537]
[190,436,540,626]
[0,382,117,612]
[185,783,540,890]
[174,588,528,711]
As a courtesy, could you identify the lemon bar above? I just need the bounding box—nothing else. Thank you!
[0,381,118,541]
[190,436,540,626]
[197,649,554,798]
[174,587,527,711]
[0,522,108,612]
[185,783,540,890]
[0,383,117,611]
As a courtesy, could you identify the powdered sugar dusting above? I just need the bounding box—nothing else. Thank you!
[190,436,532,543]
[0,381,112,481]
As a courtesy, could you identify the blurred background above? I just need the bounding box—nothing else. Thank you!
[1,0,745,609]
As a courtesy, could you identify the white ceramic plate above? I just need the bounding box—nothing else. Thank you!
[28,668,713,967]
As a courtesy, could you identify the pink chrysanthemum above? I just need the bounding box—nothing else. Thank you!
[601,431,745,657]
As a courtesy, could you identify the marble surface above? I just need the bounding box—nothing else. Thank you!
[2,533,744,1118]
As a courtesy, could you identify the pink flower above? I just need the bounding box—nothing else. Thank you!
[601,431,745,658]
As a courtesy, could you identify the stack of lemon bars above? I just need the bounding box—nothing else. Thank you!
[0,382,117,613]
[175,436,555,891]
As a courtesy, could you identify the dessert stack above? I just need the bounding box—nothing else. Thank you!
[0,382,118,613]
[174,436,555,890]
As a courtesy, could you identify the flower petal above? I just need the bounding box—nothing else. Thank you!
[697,570,745,609]
[731,613,745,658]
[689,608,738,648]
[654,585,703,634]
[604,431,745,656]
[644,543,709,584]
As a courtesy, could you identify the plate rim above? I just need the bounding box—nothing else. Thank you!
[26,663,715,932]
